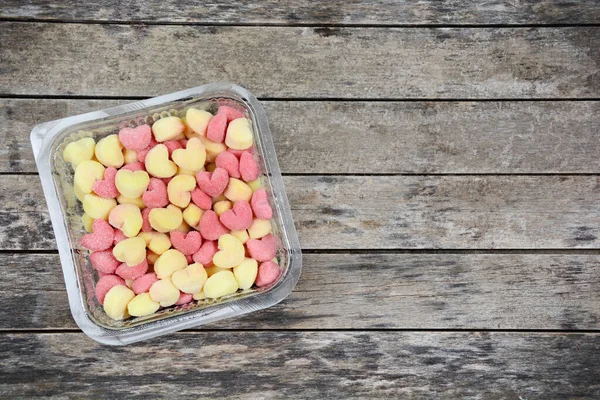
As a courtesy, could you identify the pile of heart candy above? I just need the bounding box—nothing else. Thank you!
[63,105,280,320]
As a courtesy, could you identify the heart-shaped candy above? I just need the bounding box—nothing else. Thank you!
[95,134,124,168]
[112,237,147,266]
[152,116,185,142]
[154,249,187,280]
[142,178,168,209]
[119,124,152,151]
[212,234,245,269]
[63,137,95,168]
[225,118,253,150]
[136,137,158,163]
[145,144,177,178]
[185,108,213,136]
[172,137,206,172]
[138,231,172,255]
[132,272,158,295]
[163,140,183,156]
[199,210,229,241]
[148,205,183,233]
[81,219,114,251]
[92,167,119,199]
[170,230,203,255]
[191,187,212,210]
[255,260,281,287]
[108,204,143,237]
[167,174,196,208]
[192,240,218,266]
[239,151,259,182]
[218,105,245,122]
[113,229,127,245]
[116,259,149,280]
[172,263,207,294]
[90,250,120,274]
[251,188,273,220]
[115,169,150,199]
[206,111,227,143]
[216,151,240,178]
[220,200,253,230]
[74,160,105,194]
[196,168,229,197]
[246,233,277,262]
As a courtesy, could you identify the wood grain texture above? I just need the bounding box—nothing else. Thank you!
[3,175,600,250]
[1,332,599,398]
[1,23,599,98]
[3,252,600,330]
[4,98,600,174]
[3,0,600,25]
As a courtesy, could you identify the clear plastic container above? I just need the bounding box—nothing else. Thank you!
[30,83,302,345]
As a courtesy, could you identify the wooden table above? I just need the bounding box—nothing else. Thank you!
[1,1,600,397]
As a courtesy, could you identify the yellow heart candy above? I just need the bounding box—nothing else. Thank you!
[223,178,253,203]
[185,108,213,137]
[83,194,117,220]
[171,263,208,294]
[74,160,105,194]
[149,278,180,307]
[167,174,196,208]
[248,219,272,239]
[112,237,147,266]
[182,203,204,228]
[213,200,232,217]
[63,137,95,168]
[230,229,249,244]
[138,231,172,255]
[108,204,143,237]
[212,234,245,269]
[115,169,150,199]
[127,292,160,317]
[233,258,258,290]
[103,285,135,320]
[172,137,206,172]
[154,249,187,279]
[203,270,239,299]
[225,118,253,150]
[145,144,177,178]
[148,204,183,233]
[95,134,124,168]
[152,116,185,142]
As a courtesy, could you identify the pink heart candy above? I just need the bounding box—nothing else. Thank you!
[255,260,281,287]
[251,188,273,220]
[170,230,203,255]
[90,250,120,274]
[206,112,227,143]
[220,200,253,230]
[142,178,169,209]
[239,151,259,182]
[95,274,125,304]
[92,167,118,198]
[191,187,212,210]
[121,162,146,172]
[141,207,153,232]
[192,240,218,266]
[216,151,240,178]
[176,292,194,305]
[119,124,152,151]
[163,140,183,156]
[113,229,127,245]
[81,219,114,251]
[246,234,277,262]
[218,105,245,122]
[116,259,149,280]
[132,272,158,295]
[196,168,229,197]
[199,210,229,241]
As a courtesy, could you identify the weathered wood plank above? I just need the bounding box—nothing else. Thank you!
[1,23,599,98]
[2,252,600,330]
[3,0,600,25]
[1,332,599,398]
[2,175,600,250]
[4,98,600,174]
